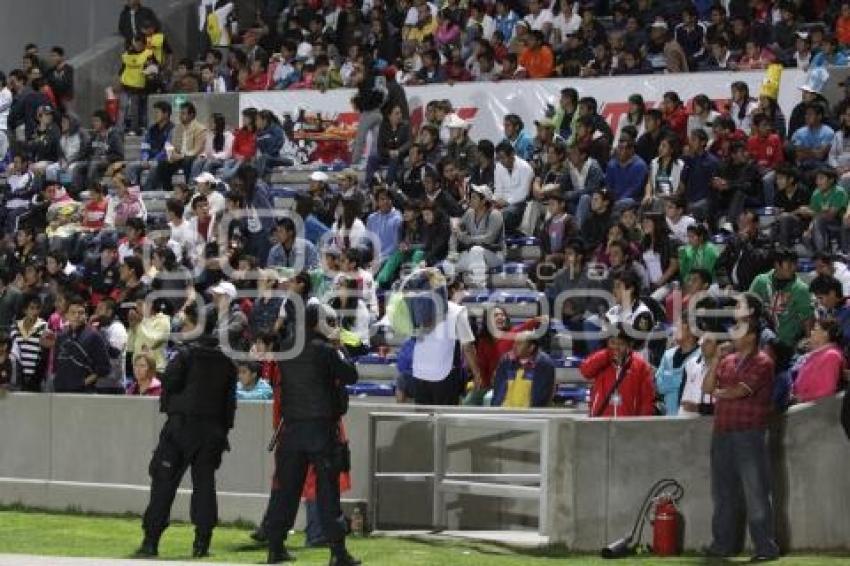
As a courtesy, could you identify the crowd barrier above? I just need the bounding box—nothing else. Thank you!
[1,393,848,551]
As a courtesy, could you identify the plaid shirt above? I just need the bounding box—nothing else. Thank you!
[714,351,775,433]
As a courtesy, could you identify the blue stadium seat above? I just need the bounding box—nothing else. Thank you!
[553,384,589,405]
[347,382,396,397]
[506,235,542,261]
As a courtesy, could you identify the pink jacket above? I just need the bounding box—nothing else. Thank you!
[793,345,844,403]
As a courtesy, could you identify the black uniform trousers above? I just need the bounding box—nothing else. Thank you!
[143,415,227,538]
[265,419,347,548]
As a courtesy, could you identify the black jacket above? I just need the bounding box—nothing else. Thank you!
[9,87,50,140]
[46,64,74,100]
[278,334,358,422]
[54,325,112,393]
[162,336,237,430]
[717,232,774,291]
[27,124,61,163]
[118,5,159,43]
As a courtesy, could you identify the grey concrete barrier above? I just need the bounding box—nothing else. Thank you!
[0,393,848,552]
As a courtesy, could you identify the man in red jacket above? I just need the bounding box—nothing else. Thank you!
[579,323,656,417]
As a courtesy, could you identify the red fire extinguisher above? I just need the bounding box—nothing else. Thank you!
[652,495,680,556]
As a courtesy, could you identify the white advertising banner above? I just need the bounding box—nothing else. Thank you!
[240,70,807,144]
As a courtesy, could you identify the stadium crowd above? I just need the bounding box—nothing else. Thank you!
[0,0,846,423]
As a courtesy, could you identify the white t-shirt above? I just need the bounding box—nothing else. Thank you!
[494,157,534,205]
[667,215,696,245]
[552,12,581,38]
[525,9,553,31]
[412,301,474,382]
[0,86,12,131]
[679,352,712,415]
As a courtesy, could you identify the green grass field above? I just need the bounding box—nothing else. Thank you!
[0,509,848,565]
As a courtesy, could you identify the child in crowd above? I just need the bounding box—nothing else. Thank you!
[236,360,273,401]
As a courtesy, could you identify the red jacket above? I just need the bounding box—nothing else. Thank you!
[232,127,257,160]
[747,133,784,170]
[664,106,689,144]
[580,349,655,417]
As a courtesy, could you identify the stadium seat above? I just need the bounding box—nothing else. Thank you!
[506,236,542,261]
[489,261,535,289]
[355,353,398,381]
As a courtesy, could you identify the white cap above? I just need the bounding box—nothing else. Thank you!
[469,184,493,201]
[194,172,218,184]
[209,281,237,300]
[444,113,470,129]
[310,171,329,183]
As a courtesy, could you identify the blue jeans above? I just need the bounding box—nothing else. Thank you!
[305,500,325,545]
[710,429,779,558]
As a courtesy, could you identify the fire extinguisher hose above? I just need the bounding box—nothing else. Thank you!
[601,478,684,558]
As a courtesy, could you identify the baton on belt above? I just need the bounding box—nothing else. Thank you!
[267,418,284,452]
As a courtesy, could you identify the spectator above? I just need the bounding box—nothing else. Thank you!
[493,140,533,234]
[717,210,774,292]
[221,107,257,181]
[9,294,47,392]
[790,317,844,404]
[679,224,719,284]
[490,331,555,408]
[675,5,707,67]
[7,68,50,141]
[748,113,784,204]
[687,94,721,142]
[655,314,701,416]
[661,91,689,145]
[636,109,673,164]
[711,141,763,227]
[119,34,155,135]
[681,129,720,220]
[829,105,850,188]
[519,30,554,78]
[501,113,533,161]
[367,187,403,264]
[369,103,412,187]
[772,164,811,247]
[729,81,760,133]
[749,246,814,356]
[235,361,273,401]
[451,184,505,287]
[267,217,318,272]
[45,46,74,113]
[126,100,172,189]
[791,102,835,170]
[126,352,161,396]
[192,113,234,178]
[803,166,847,252]
[444,114,478,177]
[639,212,680,300]
[605,137,648,207]
[702,313,780,563]
[46,294,111,393]
[579,322,655,418]
[254,110,288,178]
[151,102,206,191]
[85,110,124,187]
[119,0,159,45]
[643,135,683,212]
[200,64,228,94]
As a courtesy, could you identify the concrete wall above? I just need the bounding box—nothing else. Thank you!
[1,393,849,552]
[0,1,197,73]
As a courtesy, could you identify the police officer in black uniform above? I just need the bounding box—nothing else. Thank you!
[135,305,237,559]
[266,303,360,565]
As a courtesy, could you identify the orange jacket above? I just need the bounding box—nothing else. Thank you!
[519,46,554,79]
[837,16,850,46]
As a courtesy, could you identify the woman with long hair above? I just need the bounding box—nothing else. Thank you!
[757,94,788,140]
[192,113,234,178]
[687,94,721,141]
[729,80,759,133]
[330,197,367,253]
[642,135,685,213]
[220,107,258,181]
[639,212,680,302]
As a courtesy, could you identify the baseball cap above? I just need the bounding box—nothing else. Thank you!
[209,281,237,300]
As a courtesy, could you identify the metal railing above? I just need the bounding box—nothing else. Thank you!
[367,411,552,538]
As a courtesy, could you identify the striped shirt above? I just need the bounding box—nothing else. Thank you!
[10,318,47,387]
